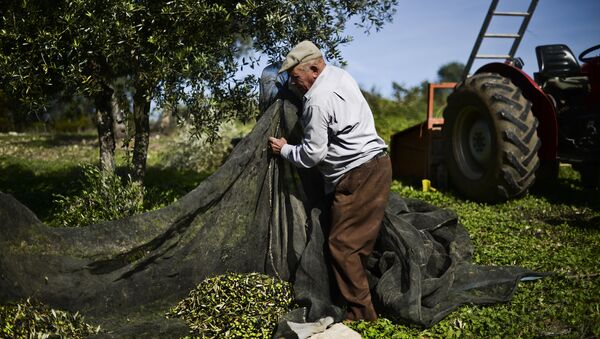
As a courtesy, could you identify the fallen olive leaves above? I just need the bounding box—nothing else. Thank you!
[0,273,296,338]
[0,298,99,338]
[166,272,296,338]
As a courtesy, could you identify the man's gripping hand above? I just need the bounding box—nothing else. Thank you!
[268,137,287,155]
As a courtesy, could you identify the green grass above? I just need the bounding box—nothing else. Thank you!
[0,132,208,221]
[1,130,599,338]
[346,169,600,338]
[0,133,96,221]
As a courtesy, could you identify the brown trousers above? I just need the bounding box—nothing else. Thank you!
[329,153,392,321]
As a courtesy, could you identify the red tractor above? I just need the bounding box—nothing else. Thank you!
[442,44,600,202]
[390,0,600,202]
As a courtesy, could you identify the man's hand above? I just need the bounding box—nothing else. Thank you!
[268,137,287,155]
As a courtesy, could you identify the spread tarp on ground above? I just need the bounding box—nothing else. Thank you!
[0,99,539,337]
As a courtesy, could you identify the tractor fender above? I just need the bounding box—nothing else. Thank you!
[475,63,557,161]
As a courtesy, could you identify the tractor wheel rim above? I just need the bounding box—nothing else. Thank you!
[469,119,492,165]
[453,107,492,180]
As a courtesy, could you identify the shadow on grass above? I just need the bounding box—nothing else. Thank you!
[530,174,600,212]
[394,167,599,215]
[0,162,86,221]
[2,133,97,147]
[0,161,210,224]
[43,134,97,147]
[527,169,600,230]
[142,166,210,210]
[544,214,600,230]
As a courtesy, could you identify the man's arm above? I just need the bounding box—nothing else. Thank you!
[269,105,328,168]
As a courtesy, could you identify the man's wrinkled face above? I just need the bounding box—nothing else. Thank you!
[288,64,317,95]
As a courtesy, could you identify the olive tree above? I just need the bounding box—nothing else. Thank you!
[1,0,398,183]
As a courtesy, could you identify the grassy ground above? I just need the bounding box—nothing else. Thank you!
[1,130,599,338]
[349,170,600,338]
[0,132,208,223]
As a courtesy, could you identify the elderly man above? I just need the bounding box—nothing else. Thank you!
[268,40,392,321]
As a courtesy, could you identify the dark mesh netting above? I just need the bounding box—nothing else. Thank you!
[0,99,541,337]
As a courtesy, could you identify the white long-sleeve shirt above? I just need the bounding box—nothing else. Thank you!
[280,65,387,192]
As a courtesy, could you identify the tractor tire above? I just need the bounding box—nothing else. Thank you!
[442,73,541,202]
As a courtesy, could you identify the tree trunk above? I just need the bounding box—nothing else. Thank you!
[157,109,172,134]
[111,92,126,139]
[131,92,150,184]
[95,86,116,174]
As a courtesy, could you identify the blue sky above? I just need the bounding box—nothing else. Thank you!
[336,0,600,96]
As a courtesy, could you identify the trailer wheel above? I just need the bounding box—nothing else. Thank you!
[443,73,541,202]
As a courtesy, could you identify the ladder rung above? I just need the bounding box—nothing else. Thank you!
[463,0,538,79]
[493,11,530,17]
[475,54,511,59]
[484,33,520,38]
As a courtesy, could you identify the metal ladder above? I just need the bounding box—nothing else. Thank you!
[462,0,538,78]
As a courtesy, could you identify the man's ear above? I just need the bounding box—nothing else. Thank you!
[310,64,320,77]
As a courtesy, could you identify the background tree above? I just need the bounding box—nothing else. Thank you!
[1,0,398,184]
[362,61,465,142]
[433,61,465,112]
[437,61,465,83]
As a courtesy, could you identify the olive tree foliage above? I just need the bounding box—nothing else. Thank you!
[1,0,398,182]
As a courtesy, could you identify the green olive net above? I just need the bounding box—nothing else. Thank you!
[0,298,100,338]
[167,272,296,338]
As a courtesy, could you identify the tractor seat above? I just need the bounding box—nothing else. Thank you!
[534,44,582,83]
[545,76,590,94]
[535,44,590,97]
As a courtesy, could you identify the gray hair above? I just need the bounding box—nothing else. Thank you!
[297,57,325,72]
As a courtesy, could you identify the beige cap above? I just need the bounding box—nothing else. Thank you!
[278,40,323,74]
